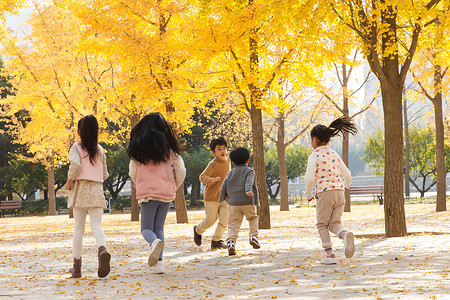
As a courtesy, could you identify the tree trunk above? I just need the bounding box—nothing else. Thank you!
[277,116,289,211]
[250,106,271,229]
[381,85,407,237]
[377,5,407,237]
[403,97,411,197]
[247,11,270,229]
[190,180,199,207]
[47,156,56,216]
[343,131,351,212]
[342,83,351,212]
[69,208,73,218]
[174,183,188,223]
[130,114,140,221]
[6,176,13,200]
[433,64,446,212]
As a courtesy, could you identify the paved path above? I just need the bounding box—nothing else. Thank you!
[0,204,449,299]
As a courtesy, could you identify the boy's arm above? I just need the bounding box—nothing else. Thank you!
[199,161,218,185]
[173,154,187,188]
[304,154,316,201]
[245,169,255,195]
[252,177,259,206]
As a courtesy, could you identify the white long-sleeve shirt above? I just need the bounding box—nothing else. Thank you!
[304,146,351,200]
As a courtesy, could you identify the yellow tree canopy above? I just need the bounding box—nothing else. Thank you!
[2,3,108,164]
[57,0,202,133]
[193,0,335,113]
[0,0,25,20]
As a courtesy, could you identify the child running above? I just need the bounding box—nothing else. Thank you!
[193,137,231,250]
[219,147,260,256]
[65,115,111,278]
[305,116,357,265]
[127,113,186,274]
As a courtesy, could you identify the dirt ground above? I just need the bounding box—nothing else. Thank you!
[0,203,449,299]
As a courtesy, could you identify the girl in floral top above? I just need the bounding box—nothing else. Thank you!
[305,116,357,265]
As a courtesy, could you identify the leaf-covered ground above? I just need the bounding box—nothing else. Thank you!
[0,203,449,299]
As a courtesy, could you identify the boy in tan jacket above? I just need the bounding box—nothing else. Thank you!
[194,137,231,249]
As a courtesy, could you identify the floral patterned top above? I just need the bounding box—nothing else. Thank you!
[304,145,351,200]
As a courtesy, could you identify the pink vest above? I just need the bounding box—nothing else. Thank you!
[74,143,104,183]
[135,157,176,201]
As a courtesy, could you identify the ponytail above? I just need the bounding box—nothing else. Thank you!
[310,116,357,144]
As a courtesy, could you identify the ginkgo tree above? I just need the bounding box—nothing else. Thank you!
[411,7,449,212]
[194,0,332,229]
[2,3,112,215]
[318,53,379,212]
[263,81,325,211]
[330,0,446,237]
[58,0,202,222]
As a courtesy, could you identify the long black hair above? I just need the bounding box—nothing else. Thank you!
[310,116,357,144]
[78,115,99,165]
[127,112,181,164]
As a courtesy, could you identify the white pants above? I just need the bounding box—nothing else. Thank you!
[72,207,106,259]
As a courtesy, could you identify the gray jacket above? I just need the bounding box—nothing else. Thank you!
[219,164,259,206]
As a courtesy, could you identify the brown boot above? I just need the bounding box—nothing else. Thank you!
[70,258,82,278]
[97,246,111,278]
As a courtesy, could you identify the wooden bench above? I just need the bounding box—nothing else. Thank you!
[0,200,23,217]
[349,186,384,205]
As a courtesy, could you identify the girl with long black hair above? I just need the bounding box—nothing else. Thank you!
[127,112,186,274]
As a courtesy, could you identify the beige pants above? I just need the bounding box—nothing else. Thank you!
[196,201,229,241]
[316,190,347,249]
[227,204,259,242]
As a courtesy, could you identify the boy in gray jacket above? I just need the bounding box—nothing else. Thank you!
[219,147,260,256]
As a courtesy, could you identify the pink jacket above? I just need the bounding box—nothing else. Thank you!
[129,153,186,203]
[74,143,105,183]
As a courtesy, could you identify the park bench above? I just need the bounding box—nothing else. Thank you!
[0,200,23,217]
[349,186,384,205]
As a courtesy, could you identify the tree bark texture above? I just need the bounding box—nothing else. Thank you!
[175,183,188,223]
[277,115,289,211]
[130,114,140,222]
[47,156,56,216]
[381,85,407,237]
[433,65,446,212]
[251,106,271,229]
[342,83,351,212]
[403,98,411,197]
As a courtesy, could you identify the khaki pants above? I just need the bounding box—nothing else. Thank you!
[227,204,259,242]
[196,201,229,241]
[316,190,347,249]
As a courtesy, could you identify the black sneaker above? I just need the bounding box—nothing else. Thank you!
[249,236,260,249]
[193,226,202,246]
[227,240,236,256]
[211,240,227,250]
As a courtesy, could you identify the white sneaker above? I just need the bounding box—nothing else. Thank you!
[343,232,355,258]
[320,254,337,265]
[154,261,165,274]
[148,239,164,267]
